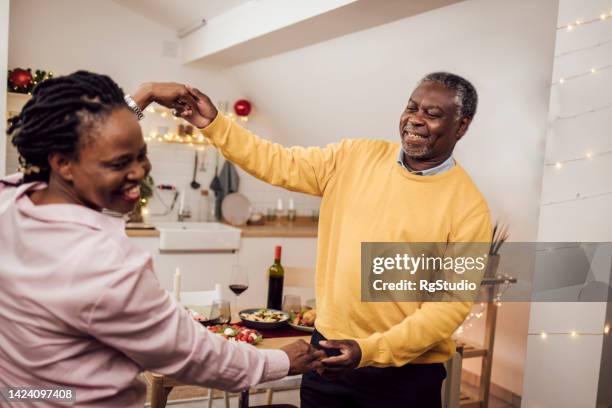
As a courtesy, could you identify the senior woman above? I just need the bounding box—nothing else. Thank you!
[0,71,322,407]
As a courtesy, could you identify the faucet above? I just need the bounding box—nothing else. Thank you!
[177,189,191,222]
[178,209,191,222]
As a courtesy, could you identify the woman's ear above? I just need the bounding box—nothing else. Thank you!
[47,152,75,183]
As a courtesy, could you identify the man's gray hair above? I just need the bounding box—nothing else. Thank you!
[418,72,478,121]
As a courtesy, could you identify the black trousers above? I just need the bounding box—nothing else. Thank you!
[300,330,446,408]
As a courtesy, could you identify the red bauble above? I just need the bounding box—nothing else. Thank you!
[9,68,33,88]
[233,99,252,117]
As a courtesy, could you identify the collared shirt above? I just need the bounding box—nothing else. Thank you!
[396,148,455,175]
[0,174,289,407]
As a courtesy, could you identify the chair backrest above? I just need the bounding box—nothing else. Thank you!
[283,267,316,304]
[283,267,315,288]
[180,283,222,306]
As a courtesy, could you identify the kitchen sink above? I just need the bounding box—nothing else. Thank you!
[155,222,241,251]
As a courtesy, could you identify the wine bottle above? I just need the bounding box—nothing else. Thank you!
[266,245,284,310]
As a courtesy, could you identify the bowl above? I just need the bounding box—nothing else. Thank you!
[239,308,289,330]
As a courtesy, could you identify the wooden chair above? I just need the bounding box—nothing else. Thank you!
[179,283,222,307]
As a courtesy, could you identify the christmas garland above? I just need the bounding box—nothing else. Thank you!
[7,68,54,94]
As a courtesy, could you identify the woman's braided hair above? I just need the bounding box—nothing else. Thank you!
[7,70,127,183]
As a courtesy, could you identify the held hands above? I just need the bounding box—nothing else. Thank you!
[132,82,218,129]
[281,339,326,375]
[317,339,362,379]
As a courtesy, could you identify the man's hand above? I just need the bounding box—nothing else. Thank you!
[317,339,362,379]
[179,85,218,129]
[281,339,326,375]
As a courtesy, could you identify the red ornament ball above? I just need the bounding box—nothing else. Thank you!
[9,68,33,88]
[233,99,252,117]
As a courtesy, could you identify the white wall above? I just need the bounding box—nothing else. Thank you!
[223,0,559,395]
[0,0,9,177]
[523,0,612,406]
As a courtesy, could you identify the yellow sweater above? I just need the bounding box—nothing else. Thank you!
[202,114,492,368]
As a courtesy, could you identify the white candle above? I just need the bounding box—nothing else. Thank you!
[173,268,181,302]
[288,198,295,211]
[276,197,283,211]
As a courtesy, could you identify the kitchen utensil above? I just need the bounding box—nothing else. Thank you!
[190,151,200,189]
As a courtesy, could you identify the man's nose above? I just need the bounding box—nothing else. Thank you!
[408,113,425,126]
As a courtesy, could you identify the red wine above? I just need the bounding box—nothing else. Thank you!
[266,246,284,310]
[229,284,248,295]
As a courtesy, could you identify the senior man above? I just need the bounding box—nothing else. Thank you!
[142,72,491,407]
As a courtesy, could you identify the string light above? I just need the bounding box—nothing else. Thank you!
[532,330,606,336]
[543,191,612,206]
[605,325,610,334]
[546,149,612,167]
[555,101,612,120]
[553,63,612,85]
[558,9,612,30]
[556,38,612,58]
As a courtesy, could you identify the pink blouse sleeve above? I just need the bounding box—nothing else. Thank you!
[84,255,289,392]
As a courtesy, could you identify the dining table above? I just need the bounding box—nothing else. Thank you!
[143,331,311,408]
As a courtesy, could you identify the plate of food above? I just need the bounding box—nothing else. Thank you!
[239,308,289,329]
[207,324,263,344]
[289,307,316,332]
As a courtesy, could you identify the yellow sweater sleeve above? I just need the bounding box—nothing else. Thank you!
[201,113,352,196]
[355,208,493,367]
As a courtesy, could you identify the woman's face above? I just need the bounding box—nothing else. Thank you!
[65,107,151,214]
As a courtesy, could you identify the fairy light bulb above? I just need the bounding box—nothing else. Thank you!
[590,68,597,73]
[605,325,610,335]
[559,78,565,84]
[567,24,574,31]
[601,14,607,20]
[586,152,593,159]
[555,162,562,169]
[541,332,547,339]
[570,331,578,337]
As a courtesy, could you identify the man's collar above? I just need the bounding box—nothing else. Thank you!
[396,149,455,176]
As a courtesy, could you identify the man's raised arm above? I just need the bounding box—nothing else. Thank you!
[181,86,354,196]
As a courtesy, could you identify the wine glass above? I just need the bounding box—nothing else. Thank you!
[229,265,249,321]
[282,294,302,314]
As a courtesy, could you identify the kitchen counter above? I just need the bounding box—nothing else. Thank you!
[125,217,318,238]
[126,228,159,238]
[236,218,318,237]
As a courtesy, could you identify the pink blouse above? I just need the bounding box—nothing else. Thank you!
[0,174,289,407]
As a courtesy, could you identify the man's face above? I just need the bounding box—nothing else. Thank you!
[399,81,470,164]
[64,108,151,214]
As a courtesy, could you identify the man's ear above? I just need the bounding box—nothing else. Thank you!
[47,152,75,183]
[456,117,472,141]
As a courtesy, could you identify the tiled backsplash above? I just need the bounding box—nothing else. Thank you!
[144,141,321,223]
